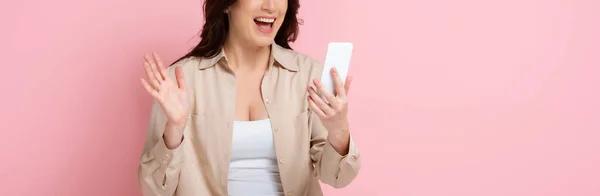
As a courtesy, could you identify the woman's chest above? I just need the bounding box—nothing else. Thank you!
[188,69,310,122]
[182,68,313,162]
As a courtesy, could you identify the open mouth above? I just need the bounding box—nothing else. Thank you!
[254,17,275,33]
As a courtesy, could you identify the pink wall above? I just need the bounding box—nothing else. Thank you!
[2,0,599,195]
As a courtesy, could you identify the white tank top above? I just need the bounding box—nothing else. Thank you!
[227,119,284,196]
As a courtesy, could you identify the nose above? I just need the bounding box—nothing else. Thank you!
[261,0,275,13]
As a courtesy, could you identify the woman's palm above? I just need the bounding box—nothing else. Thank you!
[154,74,190,124]
[141,53,190,125]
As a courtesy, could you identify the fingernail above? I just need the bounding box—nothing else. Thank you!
[332,67,337,73]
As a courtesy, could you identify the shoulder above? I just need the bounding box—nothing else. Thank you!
[295,51,323,70]
[168,56,199,71]
[163,56,205,79]
[277,47,324,79]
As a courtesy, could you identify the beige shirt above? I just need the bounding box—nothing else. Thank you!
[137,43,361,196]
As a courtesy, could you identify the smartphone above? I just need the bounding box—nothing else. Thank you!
[319,42,354,97]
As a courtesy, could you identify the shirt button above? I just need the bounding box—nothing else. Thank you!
[274,128,279,132]
[165,153,170,158]
[279,159,284,164]
[287,191,292,195]
[265,98,272,104]
[162,160,168,164]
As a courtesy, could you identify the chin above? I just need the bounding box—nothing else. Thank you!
[249,35,277,48]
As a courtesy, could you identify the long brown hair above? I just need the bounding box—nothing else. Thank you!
[171,0,301,65]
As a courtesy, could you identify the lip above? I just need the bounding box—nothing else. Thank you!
[253,15,277,34]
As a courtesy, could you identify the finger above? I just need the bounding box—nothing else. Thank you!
[308,96,327,118]
[175,66,186,90]
[141,78,162,102]
[313,79,340,108]
[153,52,170,80]
[308,86,336,115]
[145,54,164,82]
[143,62,160,89]
[344,76,353,95]
[331,67,347,98]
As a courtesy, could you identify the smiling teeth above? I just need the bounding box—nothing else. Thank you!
[256,18,275,23]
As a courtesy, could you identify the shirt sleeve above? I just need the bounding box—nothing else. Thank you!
[138,100,186,196]
[308,110,361,188]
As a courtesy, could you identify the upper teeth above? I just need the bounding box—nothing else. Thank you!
[256,18,275,23]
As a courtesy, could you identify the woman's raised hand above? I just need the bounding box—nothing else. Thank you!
[141,53,191,148]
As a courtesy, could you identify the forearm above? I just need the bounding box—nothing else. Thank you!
[163,121,186,149]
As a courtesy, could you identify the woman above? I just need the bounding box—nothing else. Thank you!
[137,0,361,195]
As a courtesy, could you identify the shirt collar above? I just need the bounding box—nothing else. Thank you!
[197,42,298,72]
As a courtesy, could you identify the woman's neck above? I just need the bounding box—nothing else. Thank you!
[222,36,271,72]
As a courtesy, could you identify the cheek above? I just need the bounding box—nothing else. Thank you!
[230,14,251,29]
[278,0,288,8]
[277,0,288,15]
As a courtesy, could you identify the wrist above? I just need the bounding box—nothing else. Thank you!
[166,120,187,131]
[163,121,186,149]
[328,130,350,155]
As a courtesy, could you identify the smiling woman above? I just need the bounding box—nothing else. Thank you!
[137,0,361,196]
[171,0,301,62]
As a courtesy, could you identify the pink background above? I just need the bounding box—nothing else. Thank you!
[2,0,599,195]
